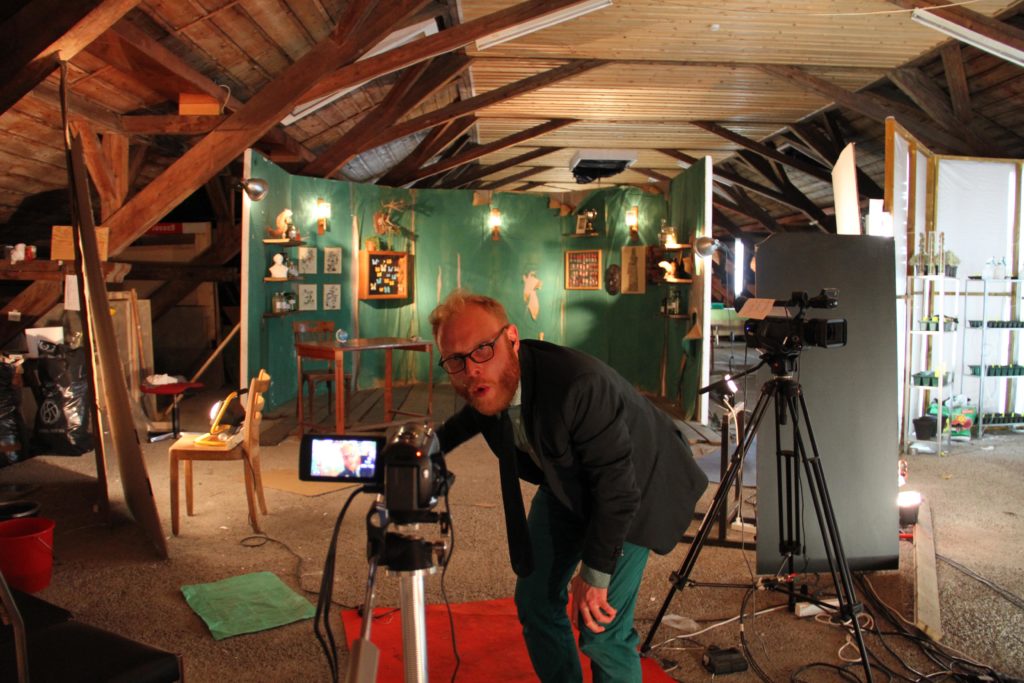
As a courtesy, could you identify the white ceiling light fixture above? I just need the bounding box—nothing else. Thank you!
[475,0,613,51]
[282,19,440,125]
[910,8,1024,69]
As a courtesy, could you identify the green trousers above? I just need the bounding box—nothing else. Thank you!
[514,486,649,683]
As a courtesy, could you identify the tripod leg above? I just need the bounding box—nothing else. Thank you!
[641,382,776,654]
[347,560,381,683]
[399,571,429,683]
[785,391,874,683]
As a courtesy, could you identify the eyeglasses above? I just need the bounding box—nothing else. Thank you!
[438,324,510,374]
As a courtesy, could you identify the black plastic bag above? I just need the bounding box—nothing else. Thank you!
[0,360,30,467]
[29,341,94,456]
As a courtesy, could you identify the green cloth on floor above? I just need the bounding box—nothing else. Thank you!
[181,571,315,640]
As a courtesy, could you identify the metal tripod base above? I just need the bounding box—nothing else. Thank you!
[396,569,432,683]
[641,373,874,682]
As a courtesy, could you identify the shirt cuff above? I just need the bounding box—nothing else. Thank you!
[580,564,612,589]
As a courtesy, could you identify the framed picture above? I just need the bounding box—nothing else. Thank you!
[298,284,317,311]
[323,284,341,310]
[575,215,589,235]
[324,247,342,274]
[298,246,317,274]
[565,249,602,290]
[621,246,646,294]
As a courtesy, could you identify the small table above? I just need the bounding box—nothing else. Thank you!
[140,381,204,441]
[294,337,433,434]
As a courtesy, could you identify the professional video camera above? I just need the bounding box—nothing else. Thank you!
[299,423,451,523]
[741,289,847,359]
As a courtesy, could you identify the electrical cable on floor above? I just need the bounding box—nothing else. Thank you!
[935,554,1024,611]
[239,533,358,609]
[435,452,461,683]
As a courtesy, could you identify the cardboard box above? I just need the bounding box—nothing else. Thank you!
[51,225,109,261]
[178,93,222,116]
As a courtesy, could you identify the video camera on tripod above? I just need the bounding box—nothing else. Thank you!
[300,424,454,683]
[737,289,847,373]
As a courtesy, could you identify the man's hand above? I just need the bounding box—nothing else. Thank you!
[569,574,617,633]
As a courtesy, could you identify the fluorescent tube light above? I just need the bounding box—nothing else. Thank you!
[475,0,613,51]
[282,19,439,125]
[910,8,1024,69]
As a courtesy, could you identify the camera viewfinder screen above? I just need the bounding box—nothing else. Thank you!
[299,435,382,483]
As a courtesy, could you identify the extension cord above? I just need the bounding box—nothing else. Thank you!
[795,598,839,618]
[731,520,756,534]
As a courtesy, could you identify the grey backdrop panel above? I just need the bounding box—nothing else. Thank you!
[754,234,899,573]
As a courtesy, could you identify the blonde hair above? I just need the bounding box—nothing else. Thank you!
[429,289,509,338]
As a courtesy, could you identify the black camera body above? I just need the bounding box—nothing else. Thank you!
[742,289,847,358]
[299,423,450,524]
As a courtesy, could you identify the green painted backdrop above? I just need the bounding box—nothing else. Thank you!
[246,152,709,417]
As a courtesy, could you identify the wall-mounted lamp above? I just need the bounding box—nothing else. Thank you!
[237,177,268,202]
[625,206,639,242]
[488,207,502,240]
[315,197,331,235]
[694,235,721,258]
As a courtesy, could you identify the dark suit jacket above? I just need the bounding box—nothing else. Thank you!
[437,340,708,575]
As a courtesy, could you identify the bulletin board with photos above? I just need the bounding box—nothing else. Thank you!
[565,249,602,290]
[358,250,412,299]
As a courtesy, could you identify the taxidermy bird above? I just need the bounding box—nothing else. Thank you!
[266,209,294,238]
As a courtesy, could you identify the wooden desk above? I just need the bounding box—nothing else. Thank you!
[294,337,433,434]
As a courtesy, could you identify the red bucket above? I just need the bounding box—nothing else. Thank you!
[0,517,55,593]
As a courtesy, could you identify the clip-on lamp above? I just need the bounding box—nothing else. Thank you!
[194,389,247,448]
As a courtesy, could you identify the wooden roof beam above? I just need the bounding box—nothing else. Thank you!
[0,0,140,116]
[400,119,575,184]
[715,186,781,234]
[939,43,974,124]
[447,146,560,188]
[759,64,975,155]
[888,67,998,155]
[692,120,835,186]
[378,116,476,186]
[303,52,472,178]
[887,0,1024,63]
[357,59,606,156]
[477,166,544,190]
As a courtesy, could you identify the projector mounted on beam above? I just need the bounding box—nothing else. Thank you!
[570,150,638,184]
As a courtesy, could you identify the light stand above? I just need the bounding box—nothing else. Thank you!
[641,352,875,682]
[347,503,448,683]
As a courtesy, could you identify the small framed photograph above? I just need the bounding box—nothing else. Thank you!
[324,247,342,274]
[298,284,317,311]
[298,246,317,274]
[323,284,341,310]
[575,215,589,235]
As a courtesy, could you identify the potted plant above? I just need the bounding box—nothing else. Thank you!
[909,251,925,276]
[944,250,960,278]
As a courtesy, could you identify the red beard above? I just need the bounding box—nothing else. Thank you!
[455,354,520,416]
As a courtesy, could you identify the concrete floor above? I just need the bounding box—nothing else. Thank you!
[1,376,1022,682]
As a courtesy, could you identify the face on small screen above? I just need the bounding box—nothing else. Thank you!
[309,438,377,478]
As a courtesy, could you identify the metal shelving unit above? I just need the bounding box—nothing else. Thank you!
[903,274,961,454]
[960,277,1024,437]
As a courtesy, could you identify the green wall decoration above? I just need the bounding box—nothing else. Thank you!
[244,151,709,417]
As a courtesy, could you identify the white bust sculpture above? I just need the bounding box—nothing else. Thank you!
[268,253,289,279]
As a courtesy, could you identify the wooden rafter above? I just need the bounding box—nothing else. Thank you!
[716,186,781,233]
[692,120,834,186]
[378,116,476,186]
[887,0,1024,60]
[445,147,560,188]
[303,52,472,178]
[0,0,140,116]
[710,207,744,239]
[939,43,973,124]
[478,166,544,191]
[356,60,606,157]
[122,115,226,135]
[888,67,996,154]
[399,119,575,184]
[633,167,673,183]
[758,64,974,155]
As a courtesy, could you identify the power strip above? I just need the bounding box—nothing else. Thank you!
[795,598,839,618]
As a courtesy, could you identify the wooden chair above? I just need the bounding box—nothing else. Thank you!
[293,320,349,425]
[168,370,271,536]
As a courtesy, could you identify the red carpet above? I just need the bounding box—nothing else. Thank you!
[341,597,673,682]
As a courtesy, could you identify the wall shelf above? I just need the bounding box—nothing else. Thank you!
[264,276,303,282]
